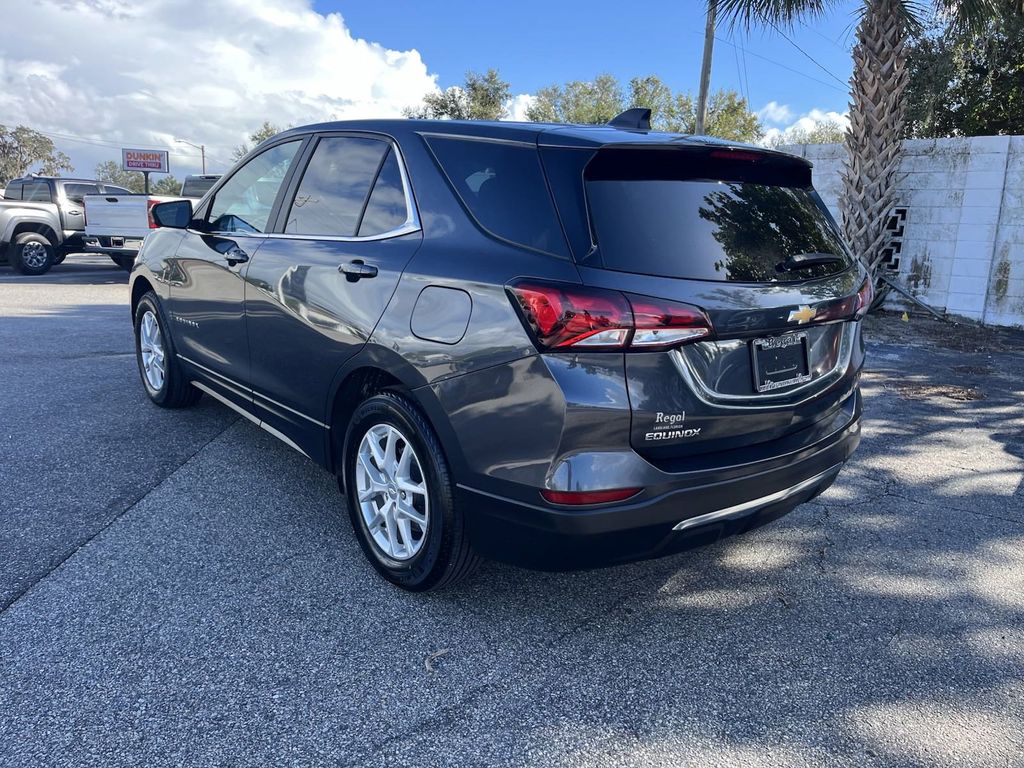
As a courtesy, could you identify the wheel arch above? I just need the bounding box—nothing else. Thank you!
[11,222,59,247]
[130,275,155,318]
[325,345,466,482]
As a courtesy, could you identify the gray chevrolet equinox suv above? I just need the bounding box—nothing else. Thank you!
[131,110,867,591]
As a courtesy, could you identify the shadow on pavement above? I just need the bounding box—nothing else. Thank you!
[0,295,1021,766]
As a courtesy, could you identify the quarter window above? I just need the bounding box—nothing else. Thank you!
[284,136,396,237]
[359,148,408,236]
[64,183,100,204]
[425,136,568,257]
[208,140,302,234]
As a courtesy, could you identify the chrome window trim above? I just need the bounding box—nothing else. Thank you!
[670,322,855,410]
[178,354,329,430]
[274,135,421,243]
[417,131,537,148]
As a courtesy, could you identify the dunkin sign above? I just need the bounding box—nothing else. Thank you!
[122,148,169,174]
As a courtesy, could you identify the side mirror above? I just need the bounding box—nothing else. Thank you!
[152,199,193,229]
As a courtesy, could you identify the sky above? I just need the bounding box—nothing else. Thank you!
[0,0,864,180]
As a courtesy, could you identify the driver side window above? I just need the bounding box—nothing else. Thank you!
[207,140,302,234]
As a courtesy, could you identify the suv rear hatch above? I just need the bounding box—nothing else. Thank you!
[541,142,869,461]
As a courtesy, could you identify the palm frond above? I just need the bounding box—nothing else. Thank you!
[714,0,846,29]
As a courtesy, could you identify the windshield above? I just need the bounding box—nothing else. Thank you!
[583,149,852,283]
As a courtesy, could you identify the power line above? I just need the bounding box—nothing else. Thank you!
[709,34,848,93]
[766,20,848,87]
[731,31,750,105]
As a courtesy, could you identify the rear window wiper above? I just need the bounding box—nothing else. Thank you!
[777,252,846,272]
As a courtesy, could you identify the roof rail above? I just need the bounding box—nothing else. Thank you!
[607,108,652,131]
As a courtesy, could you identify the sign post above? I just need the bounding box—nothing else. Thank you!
[121,149,169,194]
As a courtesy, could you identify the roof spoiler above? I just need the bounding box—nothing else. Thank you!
[607,108,652,131]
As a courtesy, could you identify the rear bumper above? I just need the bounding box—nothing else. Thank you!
[459,396,861,571]
[83,236,141,256]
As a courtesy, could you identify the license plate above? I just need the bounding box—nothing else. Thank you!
[751,332,812,393]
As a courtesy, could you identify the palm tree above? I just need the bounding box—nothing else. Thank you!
[716,0,1000,283]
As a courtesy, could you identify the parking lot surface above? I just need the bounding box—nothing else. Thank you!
[1,257,1023,767]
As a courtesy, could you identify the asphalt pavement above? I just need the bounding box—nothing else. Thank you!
[1,255,1023,767]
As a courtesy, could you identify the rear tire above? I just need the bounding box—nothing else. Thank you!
[111,254,134,271]
[343,392,481,591]
[133,292,202,408]
[9,233,55,275]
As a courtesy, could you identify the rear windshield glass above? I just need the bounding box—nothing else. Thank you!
[181,177,219,198]
[585,149,851,283]
[426,136,568,257]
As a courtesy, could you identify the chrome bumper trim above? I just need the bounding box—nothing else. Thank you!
[672,463,842,532]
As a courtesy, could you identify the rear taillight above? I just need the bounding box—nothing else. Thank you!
[147,199,160,229]
[854,278,873,319]
[507,280,712,352]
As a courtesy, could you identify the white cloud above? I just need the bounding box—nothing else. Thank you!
[756,101,793,125]
[0,0,438,176]
[506,93,535,122]
[760,107,849,146]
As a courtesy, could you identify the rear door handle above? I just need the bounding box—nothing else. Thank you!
[339,260,378,280]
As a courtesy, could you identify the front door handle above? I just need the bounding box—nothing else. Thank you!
[339,260,378,281]
[224,247,249,266]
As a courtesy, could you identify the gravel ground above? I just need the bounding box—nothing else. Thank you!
[1,257,1023,767]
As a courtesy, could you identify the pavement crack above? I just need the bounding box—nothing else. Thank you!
[0,416,239,617]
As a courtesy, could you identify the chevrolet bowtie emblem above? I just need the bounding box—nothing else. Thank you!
[787,305,816,324]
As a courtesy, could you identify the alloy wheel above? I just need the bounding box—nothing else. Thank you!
[139,310,166,391]
[21,242,49,270]
[355,424,429,560]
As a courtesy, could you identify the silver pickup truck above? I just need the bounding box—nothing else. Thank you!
[0,175,131,275]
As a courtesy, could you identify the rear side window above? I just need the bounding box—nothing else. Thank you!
[3,182,23,200]
[23,181,52,202]
[583,148,852,283]
[64,183,100,203]
[426,136,568,257]
[284,136,391,237]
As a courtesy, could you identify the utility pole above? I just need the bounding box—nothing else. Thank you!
[174,138,206,174]
[695,0,716,135]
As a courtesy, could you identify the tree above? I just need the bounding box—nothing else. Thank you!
[94,160,145,193]
[527,73,763,142]
[233,122,282,161]
[766,119,847,148]
[716,0,1000,282]
[151,175,182,196]
[404,69,512,120]
[526,74,624,124]
[0,125,73,184]
[905,7,1024,137]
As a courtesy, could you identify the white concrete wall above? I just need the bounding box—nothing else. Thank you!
[783,136,1024,328]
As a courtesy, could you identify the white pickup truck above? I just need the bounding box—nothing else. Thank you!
[83,193,182,270]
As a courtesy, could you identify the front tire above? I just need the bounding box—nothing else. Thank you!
[9,233,55,275]
[133,292,202,408]
[343,392,481,591]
